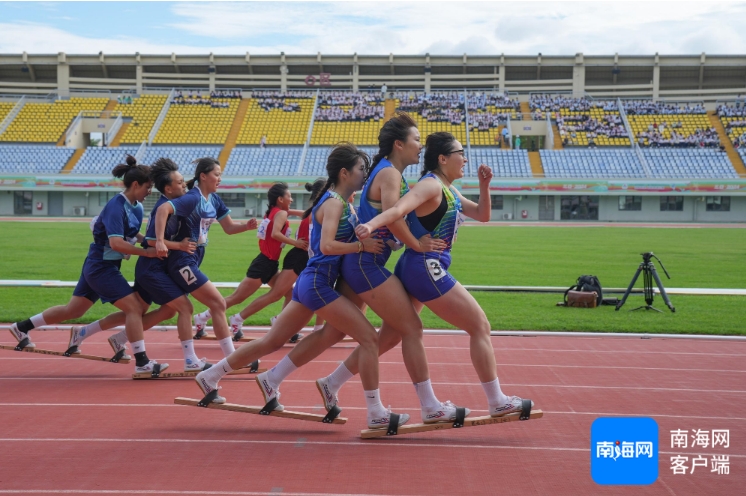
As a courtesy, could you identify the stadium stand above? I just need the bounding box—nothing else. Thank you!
[225,146,301,176]
[112,94,168,144]
[643,149,739,179]
[394,91,468,144]
[0,102,16,124]
[0,97,109,143]
[717,103,746,148]
[72,145,221,175]
[623,101,717,147]
[311,91,384,145]
[236,91,314,145]
[540,149,645,178]
[153,91,240,144]
[530,95,629,146]
[0,144,75,173]
[468,149,532,177]
[468,92,521,146]
[302,146,420,178]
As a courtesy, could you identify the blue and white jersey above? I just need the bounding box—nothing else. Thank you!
[307,190,357,268]
[168,184,230,246]
[89,192,143,261]
[138,194,180,270]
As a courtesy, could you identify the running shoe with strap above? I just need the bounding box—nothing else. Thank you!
[229,314,244,341]
[9,323,35,349]
[194,312,209,338]
[255,370,285,412]
[184,358,211,372]
[135,360,169,374]
[422,400,471,424]
[65,326,86,354]
[107,330,132,360]
[195,369,225,404]
[315,376,338,412]
[367,408,410,430]
[490,396,534,417]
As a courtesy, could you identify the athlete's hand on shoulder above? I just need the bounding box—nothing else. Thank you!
[246,218,258,230]
[417,234,447,253]
[179,238,197,254]
[355,223,373,240]
[478,164,493,184]
[144,247,163,259]
[155,240,168,258]
[295,238,309,250]
[361,237,384,254]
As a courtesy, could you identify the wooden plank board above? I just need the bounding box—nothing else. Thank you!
[174,397,347,424]
[132,367,266,380]
[360,410,544,439]
[0,343,130,364]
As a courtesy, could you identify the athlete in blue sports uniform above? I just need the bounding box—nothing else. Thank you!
[10,157,165,373]
[154,157,258,360]
[355,132,536,418]
[195,143,411,429]
[68,158,209,372]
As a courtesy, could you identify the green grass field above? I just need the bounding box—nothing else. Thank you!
[1,222,745,335]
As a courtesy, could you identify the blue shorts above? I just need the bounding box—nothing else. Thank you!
[394,249,457,303]
[340,249,393,295]
[135,257,186,306]
[74,257,134,304]
[166,247,209,293]
[292,262,341,311]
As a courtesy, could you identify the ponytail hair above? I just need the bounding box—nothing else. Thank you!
[186,157,220,190]
[150,157,179,194]
[371,112,417,171]
[302,177,326,219]
[112,155,151,188]
[422,132,457,178]
[265,182,289,218]
[306,143,370,216]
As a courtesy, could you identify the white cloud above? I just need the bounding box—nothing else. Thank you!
[0,1,745,55]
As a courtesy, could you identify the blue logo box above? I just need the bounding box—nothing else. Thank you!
[591,417,659,485]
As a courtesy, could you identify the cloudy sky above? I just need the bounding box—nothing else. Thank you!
[0,1,744,56]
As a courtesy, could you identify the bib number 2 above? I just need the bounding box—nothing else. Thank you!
[426,258,447,282]
[179,266,198,286]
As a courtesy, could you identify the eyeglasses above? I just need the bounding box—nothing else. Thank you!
[445,149,464,156]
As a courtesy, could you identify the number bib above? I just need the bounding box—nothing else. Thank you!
[256,217,270,240]
[452,212,467,244]
[198,218,214,245]
[426,258,447,281]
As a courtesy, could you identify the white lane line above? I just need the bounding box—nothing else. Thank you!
[0,491,395,496]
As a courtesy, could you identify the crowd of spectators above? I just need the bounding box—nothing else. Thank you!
[210,90,241,99]
[636,123,720,148]
[717,103,746,117]
[558,114,628,145]
[116,95,133,104]
[530,95,618,115]
[251,91,312,112]
[172,90,230,108]
[717,103,746,148]
[468,111,510,130]
[466,92,520,111]
[394,91,465,124]
[317,92,384,106]
[314,92,384,122]
[622,100,706,115]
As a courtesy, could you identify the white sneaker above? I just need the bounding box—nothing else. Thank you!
[107,331,131,360]
[229,314,244,340]
[490,396,534,417]
[367,409,410,430]
[184,357,211,372]
[315,376,338,412]
[195,369,225,404]
[66,326,85,354]
[135,360,169,374]
[9,323,35,349]
[270,315,277,327]
[422,400,471,424]
[194,312,209,336]
[255,371,284,411]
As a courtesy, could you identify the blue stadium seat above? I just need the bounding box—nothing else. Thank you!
[643,149,738,179]
[467,149,532,177]
[0,145,75,174]
[540,149,644,178]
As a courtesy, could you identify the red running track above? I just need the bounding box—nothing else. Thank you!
[0,330,744,495]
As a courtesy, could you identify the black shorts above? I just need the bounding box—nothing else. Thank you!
[246,253,279,284]
[282,247,309,276]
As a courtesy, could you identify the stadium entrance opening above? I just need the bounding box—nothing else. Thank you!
[539,196,555,220]
[13,191,33,215]
[560,195,599,220]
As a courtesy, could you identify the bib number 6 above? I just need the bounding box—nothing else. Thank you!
[425,258,446,282]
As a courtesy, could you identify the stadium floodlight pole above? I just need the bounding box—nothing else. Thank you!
[615,252,675,313]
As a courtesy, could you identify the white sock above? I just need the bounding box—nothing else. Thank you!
[413,379,441,410]
[181,339,199,364]
[202,357,232,383]
[30,313,47,328]
[230,313,243,325]
[218,336,235,356]
[266,355,298,386]
[80,320,104,339]
[326,362,353,392]
[131,340,146,354]
[364,389,387,417]
[481,377,509,407]
[197,309,211,321]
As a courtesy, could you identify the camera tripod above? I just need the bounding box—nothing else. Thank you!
[615,252,675,313]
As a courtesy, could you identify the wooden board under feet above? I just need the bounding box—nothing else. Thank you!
[133,367,266,380]
[174,397,347,424]
[0,343,130,364]
[360,410,544,439]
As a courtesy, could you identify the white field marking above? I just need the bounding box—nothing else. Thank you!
[1,355,744,375]
[0,438,741,459]
[0,491,397,496]
[0,376,745,394]
[1,403,746,422]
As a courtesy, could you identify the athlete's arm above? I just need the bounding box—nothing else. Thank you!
[456,164,493,222]
[319,199,382,255]
[109,236,158,258]
[270,210,307,249]
[377,169,447,253]
[135,232,145,243]
[355,178,441,240]
[147,238,196,254]
[154,201,175,257]
[287,209,305,217]
[218,214,258,235]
